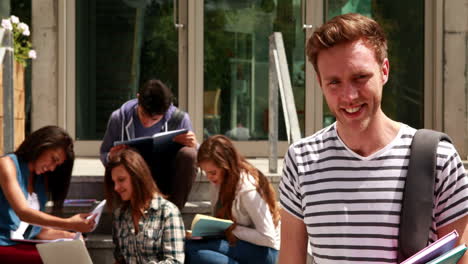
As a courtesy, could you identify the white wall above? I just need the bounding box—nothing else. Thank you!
[444,0,468,158]
[31,0,58,130]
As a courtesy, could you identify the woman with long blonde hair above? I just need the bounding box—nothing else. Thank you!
[185,135,280,264]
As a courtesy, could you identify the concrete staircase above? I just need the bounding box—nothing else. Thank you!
[55,157,283,264]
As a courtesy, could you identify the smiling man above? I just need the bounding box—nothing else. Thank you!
[278,13,468,264]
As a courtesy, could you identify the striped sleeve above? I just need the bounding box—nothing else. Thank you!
[434,141,468,229]
[279,144,304,220]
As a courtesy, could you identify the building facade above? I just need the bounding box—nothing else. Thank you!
[30,0,468,158]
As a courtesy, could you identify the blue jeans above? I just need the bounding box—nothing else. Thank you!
[185,238,278,264]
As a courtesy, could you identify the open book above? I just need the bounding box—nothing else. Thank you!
[190,214,233,238]
[113,128,188,155]
[11,200,107,243]
[401,230,460,264]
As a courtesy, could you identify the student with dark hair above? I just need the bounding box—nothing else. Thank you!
[105,148,185,264]
[100,79,198,209]
[0,125,95,264]
[279,13,468,264]
[185,135,280,264]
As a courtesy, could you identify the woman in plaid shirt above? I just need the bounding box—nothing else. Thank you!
[105,148,185,264]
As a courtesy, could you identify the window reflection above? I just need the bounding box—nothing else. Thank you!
[323,0,424,129]
[203,0,305,141]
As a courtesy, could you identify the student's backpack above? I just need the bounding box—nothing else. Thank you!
[398,129,452,263]
[167,108,186,131]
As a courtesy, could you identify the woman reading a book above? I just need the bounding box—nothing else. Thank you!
[185,135,280,264]
[0,126,96,264]
[104,148,185,264]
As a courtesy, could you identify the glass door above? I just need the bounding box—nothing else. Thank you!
[76,0,182,141]
[322,0,425,129]
[73,0,314,156]
[202,0,307,153]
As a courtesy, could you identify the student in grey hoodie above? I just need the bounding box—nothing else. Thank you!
[100,79,198,210]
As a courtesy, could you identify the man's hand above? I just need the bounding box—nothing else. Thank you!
[437,215,468,264]
[173,131,198,148]
[108,144,128,161]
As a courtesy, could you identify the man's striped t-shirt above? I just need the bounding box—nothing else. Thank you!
[279,123,468,264]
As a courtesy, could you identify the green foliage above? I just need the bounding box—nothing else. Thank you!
[11,23,32,65]
[1,15,35,67]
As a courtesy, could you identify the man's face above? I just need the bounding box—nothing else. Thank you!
[137,106,164,127]
[317,38,389,134]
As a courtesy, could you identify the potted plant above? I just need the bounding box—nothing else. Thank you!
[0,15,36,154]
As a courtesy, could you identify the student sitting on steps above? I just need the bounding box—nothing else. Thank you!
[0,126,95,264]
[185,135,280,264]
[104,148,185,264]
[100,79,198,210]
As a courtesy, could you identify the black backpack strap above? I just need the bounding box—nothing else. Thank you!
[166,108,186,131]
[398,129,452,263]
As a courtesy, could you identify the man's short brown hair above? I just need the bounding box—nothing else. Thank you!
[306,13,387,76]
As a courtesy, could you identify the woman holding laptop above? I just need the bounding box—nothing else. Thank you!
[0,126,95,263]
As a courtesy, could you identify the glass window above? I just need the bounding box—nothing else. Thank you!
[203,0,305,141]
[323,0,425,129]
[76,0,178,140]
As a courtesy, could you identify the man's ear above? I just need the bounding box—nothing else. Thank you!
[381,58,390,85]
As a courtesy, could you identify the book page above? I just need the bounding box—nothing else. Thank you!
[191,214,233,237]
[88,199,106,232]
[11,237,75,243]
[152,128,188,138]
[11,200,107,244]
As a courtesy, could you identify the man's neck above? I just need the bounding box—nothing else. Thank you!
[336,113,401,157]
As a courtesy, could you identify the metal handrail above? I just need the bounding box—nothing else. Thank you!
[268,32,302,173]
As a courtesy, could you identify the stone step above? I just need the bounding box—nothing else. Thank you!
[67,171,282,202]
[54,201,211,263]
[66,157,283,263]
[85,234,113,264]
[48,200,212,235]
[84,233,314,264]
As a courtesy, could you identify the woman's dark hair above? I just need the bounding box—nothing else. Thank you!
[14,126,75,209]
[138,79,173,116]
[104,148,164,217]
[197,135,280,227]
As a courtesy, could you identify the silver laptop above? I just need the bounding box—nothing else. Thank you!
[36,240,93,264]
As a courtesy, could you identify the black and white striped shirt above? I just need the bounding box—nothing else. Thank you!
[280,123,468,264]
